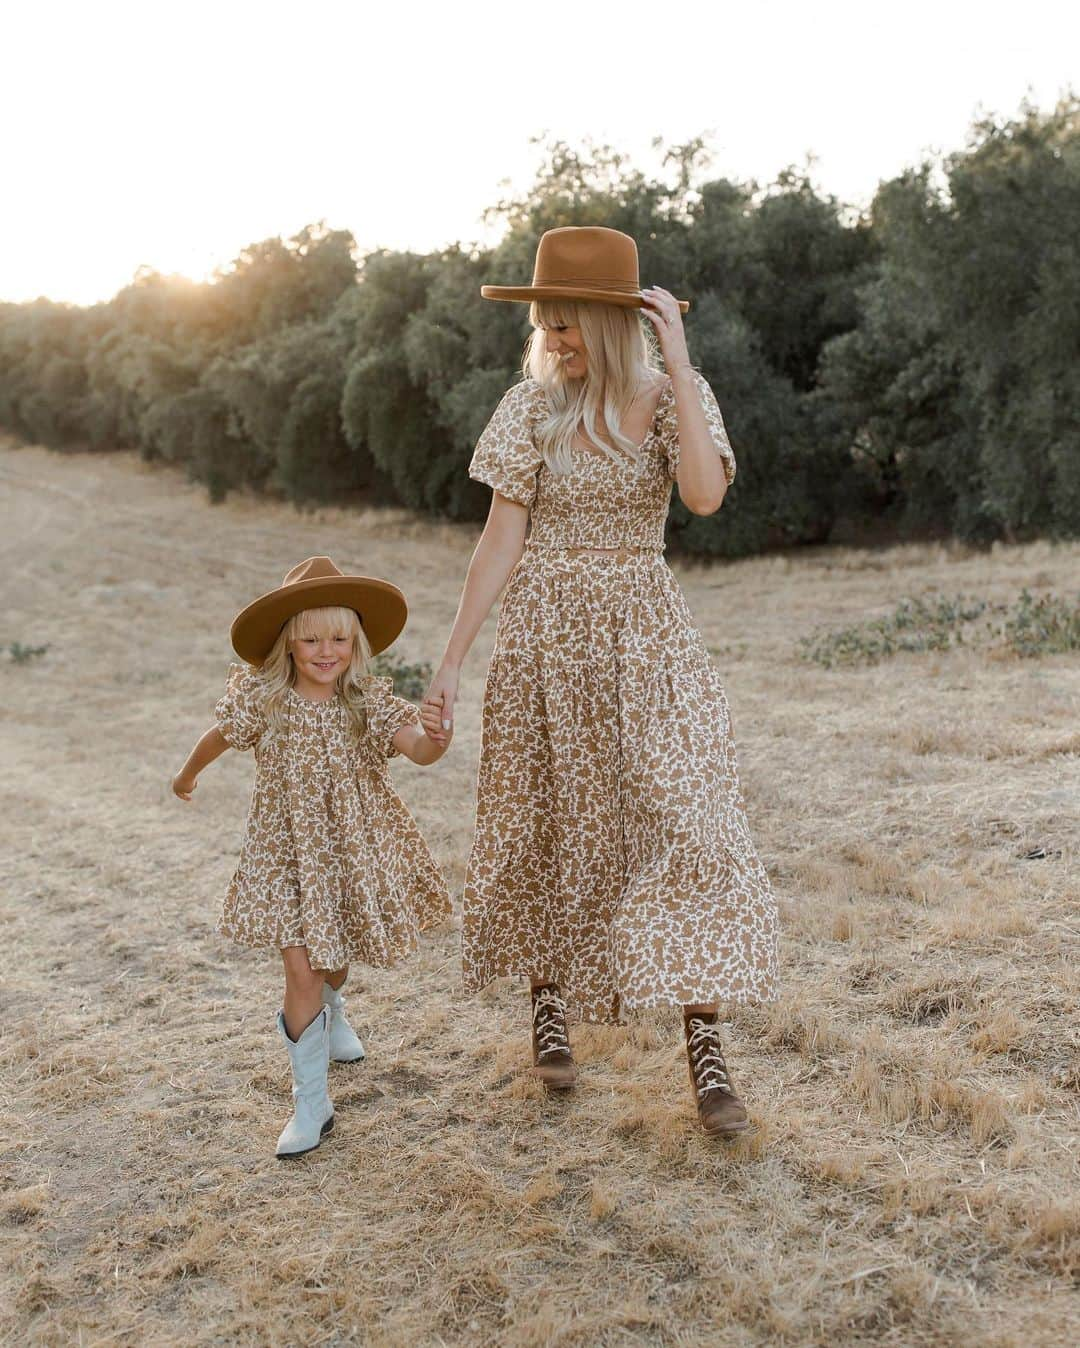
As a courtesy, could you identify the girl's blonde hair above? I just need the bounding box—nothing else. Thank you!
[525,299,660,474]
[260,606,372,736]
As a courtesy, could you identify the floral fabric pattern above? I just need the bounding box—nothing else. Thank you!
[215,666,450,970]
[463,373,778,1022]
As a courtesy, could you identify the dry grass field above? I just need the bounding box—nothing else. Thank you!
[1,438,1078,1347]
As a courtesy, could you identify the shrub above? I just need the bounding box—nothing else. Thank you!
[799,589,1080,667]
[370,651,433,701]
[798,595,990,669]
[1003,589,1080,657]
[8,642,50,665]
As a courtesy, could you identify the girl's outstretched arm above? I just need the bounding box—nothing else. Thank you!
[423,492,529,745]
[392,719,453,766]
[173,727,230,800]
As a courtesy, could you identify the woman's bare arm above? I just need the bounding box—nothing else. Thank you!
[667,365,729,515]
[641,285,729,516]
[423,492,529,743]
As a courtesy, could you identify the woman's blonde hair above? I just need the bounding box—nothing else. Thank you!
[259,606,372,736]
[525,299,660,474]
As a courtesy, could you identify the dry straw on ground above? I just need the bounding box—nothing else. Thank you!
[1,439,1078,1346]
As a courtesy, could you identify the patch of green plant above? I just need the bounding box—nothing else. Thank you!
[1002,589,1080,657]
[370,651,433,701]
[799,589,1080,668]
[8,642,50,665]
[798,595,990,669]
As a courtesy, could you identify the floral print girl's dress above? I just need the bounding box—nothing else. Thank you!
[463,372,780,1022]
[215,667,450,970]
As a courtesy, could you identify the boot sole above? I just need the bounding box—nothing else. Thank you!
[331,1053,366,1063]
[701,1118,750,1137]
[276,1114,335,1159]
[533,1066,577,1091]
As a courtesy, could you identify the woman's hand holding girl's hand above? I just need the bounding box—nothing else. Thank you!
[421,665,458,747]
[641,286,692,372]
[172,772,198,802]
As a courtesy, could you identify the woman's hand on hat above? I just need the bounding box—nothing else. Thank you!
[641,286,691,370]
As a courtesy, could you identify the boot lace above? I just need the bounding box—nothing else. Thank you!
[532,987,570,1058]
[687,1017,734,1097]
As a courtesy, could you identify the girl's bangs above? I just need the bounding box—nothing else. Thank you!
[290,606,359,641]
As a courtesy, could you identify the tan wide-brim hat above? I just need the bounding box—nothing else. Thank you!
[230,556,408,666]
[481,226,689,313]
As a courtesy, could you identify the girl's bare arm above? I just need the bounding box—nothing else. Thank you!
[392,719,452,766]
[173,727,230,800]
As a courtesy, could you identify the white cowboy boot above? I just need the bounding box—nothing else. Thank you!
[321,981,366,1063]
[275,1008,334,1158]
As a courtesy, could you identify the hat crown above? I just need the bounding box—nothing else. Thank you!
[282,556,343,587]
[532,226,640,292]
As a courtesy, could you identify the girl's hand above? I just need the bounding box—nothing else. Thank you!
[422,664,459,747]
[641,286,692,372]
[172,772,198,802]
[432,718,454,749]
[420,717,454,752]
[419,702,453,745]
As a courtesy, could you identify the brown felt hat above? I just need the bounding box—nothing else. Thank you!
[230,556,407,666]
[481,226,689,313]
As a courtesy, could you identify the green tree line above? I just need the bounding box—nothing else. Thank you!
[1,100,1077,556]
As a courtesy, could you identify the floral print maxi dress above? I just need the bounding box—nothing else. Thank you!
[215,667,451,970]
[463,372,780,1022]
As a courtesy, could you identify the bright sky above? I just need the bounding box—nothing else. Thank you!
[3,0,1076,306]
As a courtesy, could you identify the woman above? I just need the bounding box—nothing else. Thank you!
[425,226,779,1135]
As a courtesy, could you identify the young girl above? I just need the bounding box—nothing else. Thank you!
[173,555,452,1158]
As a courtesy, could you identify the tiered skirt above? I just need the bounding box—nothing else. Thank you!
[463,546,780,1022]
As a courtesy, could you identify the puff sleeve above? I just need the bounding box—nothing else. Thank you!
[657,371,737,486]
[468,380,545,508]
[214,663,267,751]
[363,676,421,758]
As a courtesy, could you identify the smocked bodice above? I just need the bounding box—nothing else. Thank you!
[468,373,735,552]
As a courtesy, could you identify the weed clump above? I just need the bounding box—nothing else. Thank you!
[1002,589,1080,657]
[799,590,1080,668]
[798,595,989,669]
[7,642,50,665]
[370,650,434,700]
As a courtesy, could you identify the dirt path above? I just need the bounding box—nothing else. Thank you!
[1,441,1077,1346]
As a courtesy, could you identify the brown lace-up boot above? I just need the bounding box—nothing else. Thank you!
[684,1010,749,1136]
[530,984,577,1091]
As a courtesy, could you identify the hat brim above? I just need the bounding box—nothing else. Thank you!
[481,284,690,314]
[230,575,408,666]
